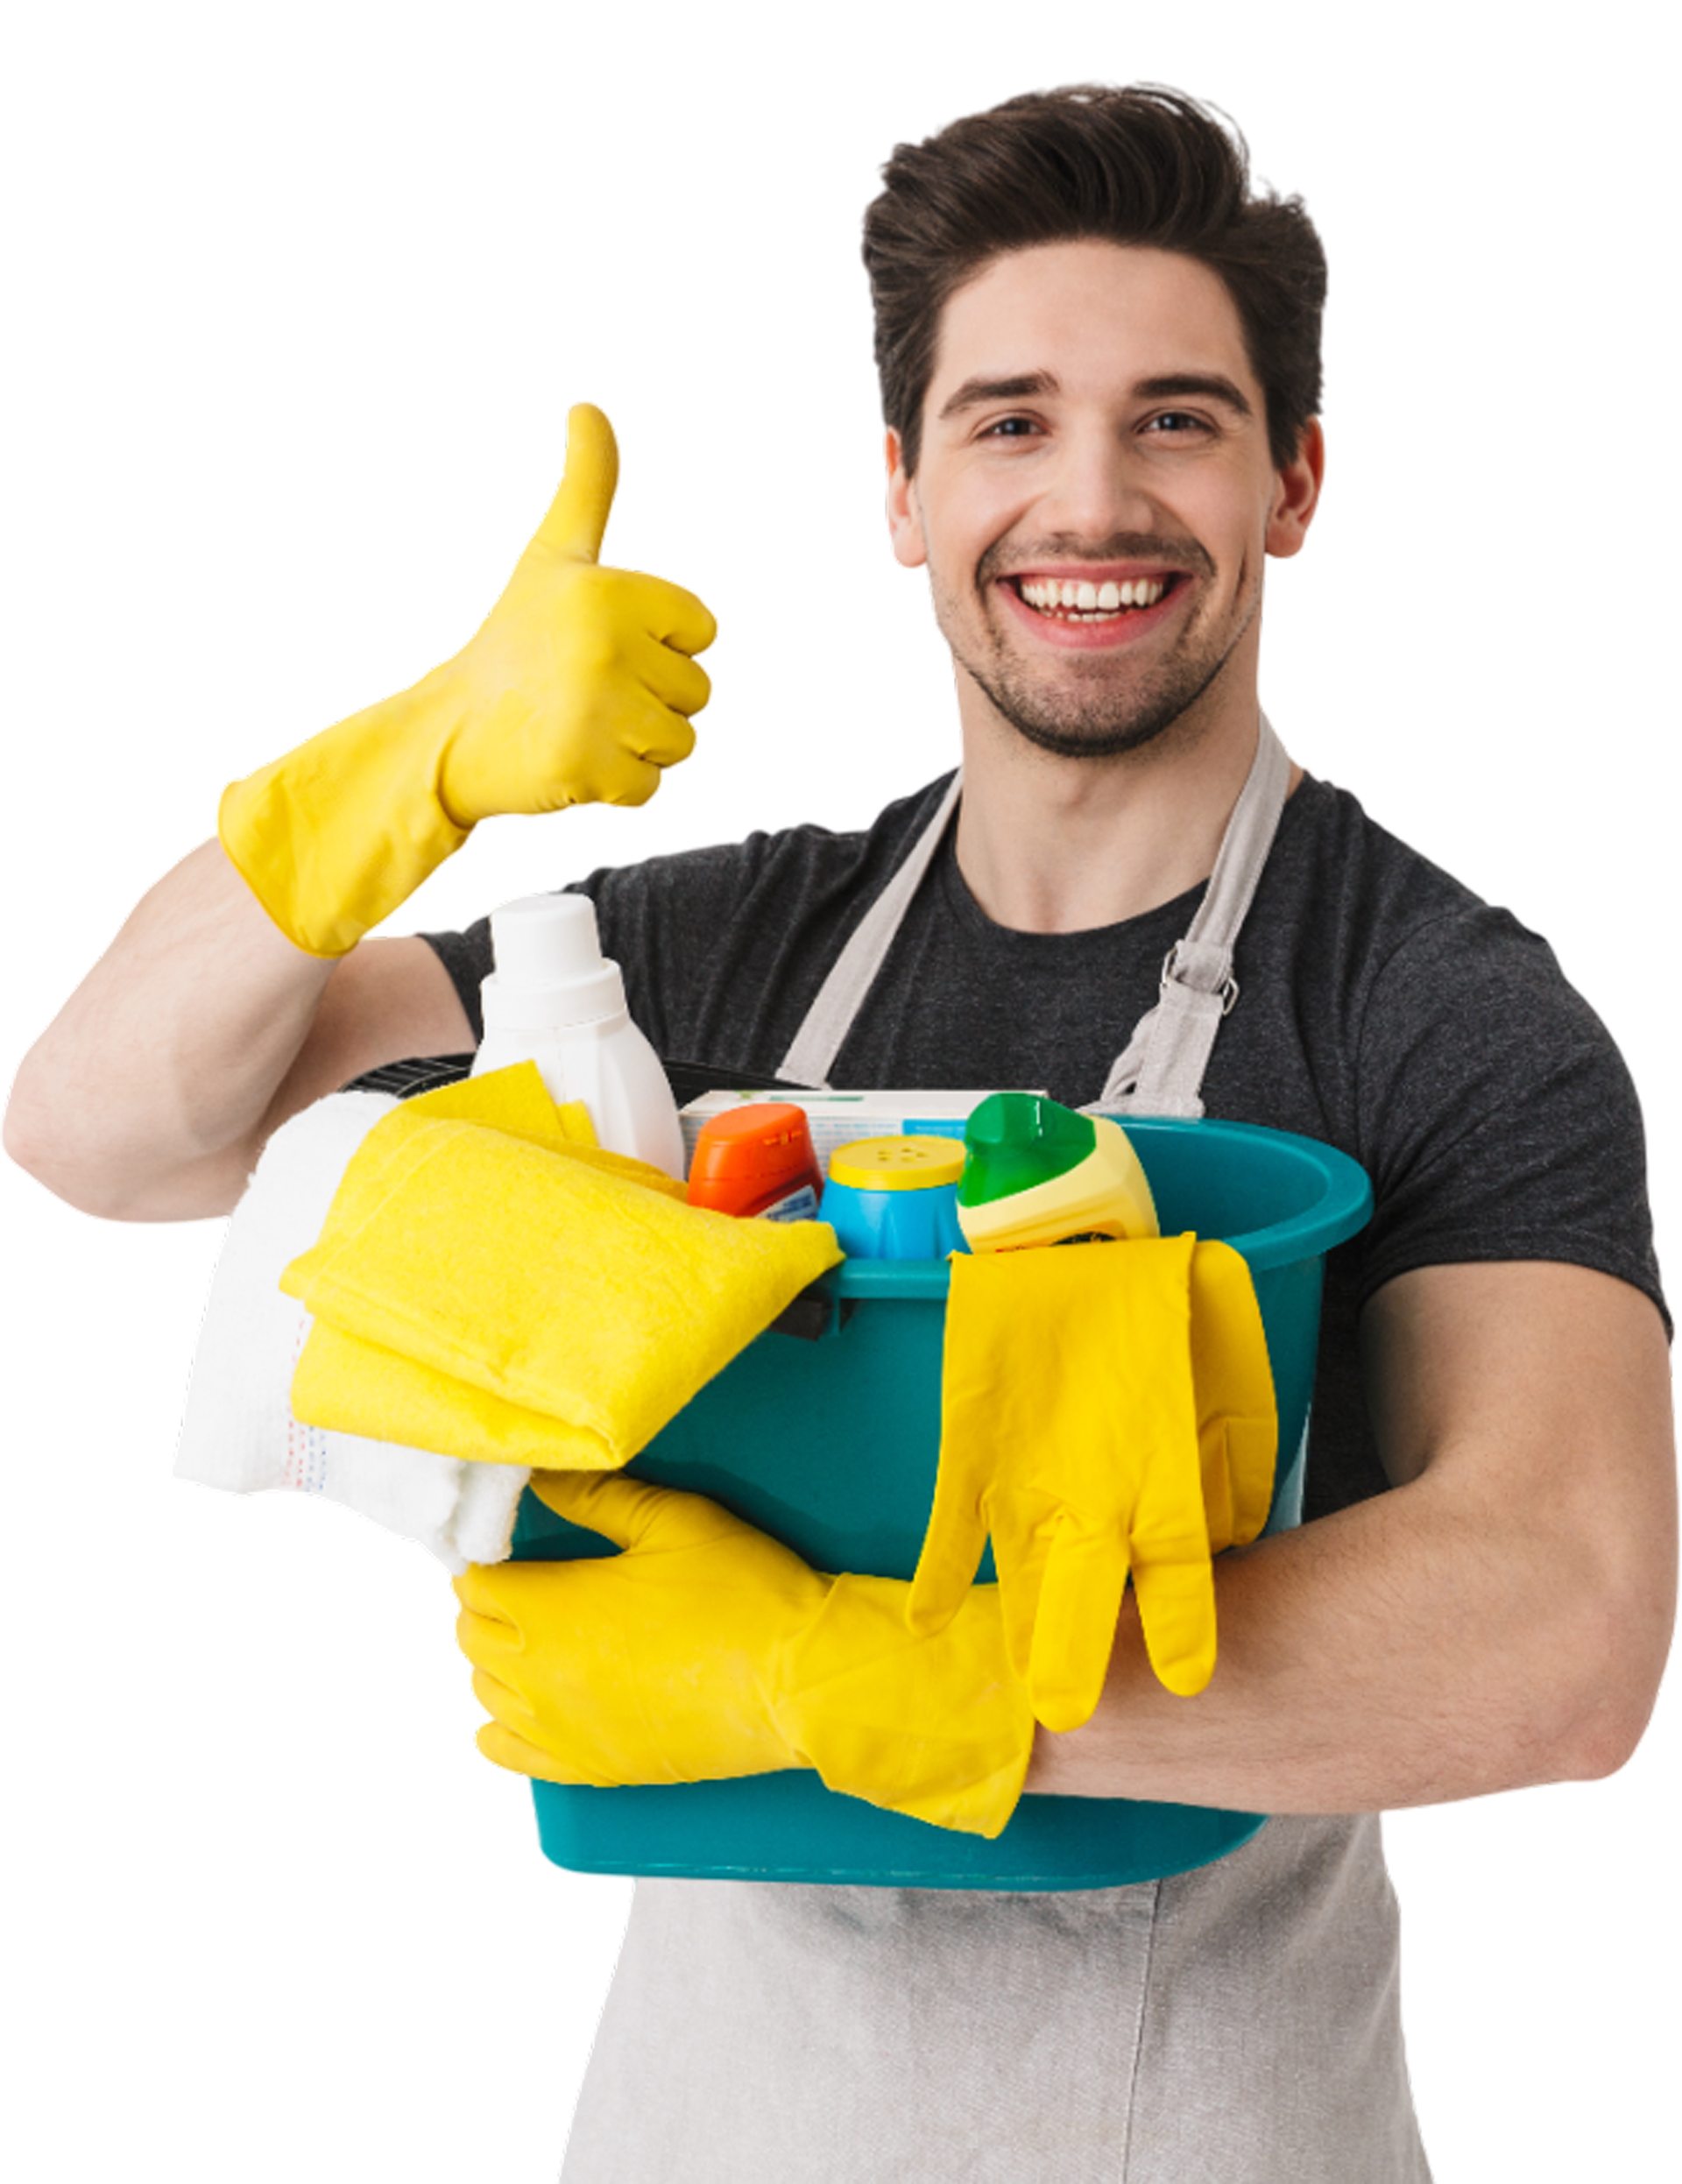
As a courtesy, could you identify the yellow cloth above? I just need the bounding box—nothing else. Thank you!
[909,1237,1276,1727]
[281,1065,842,1468]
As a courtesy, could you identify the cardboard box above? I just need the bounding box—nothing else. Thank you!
[678,1088,1042,1170]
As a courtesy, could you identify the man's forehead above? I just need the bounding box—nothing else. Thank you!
[925,240,1258,409]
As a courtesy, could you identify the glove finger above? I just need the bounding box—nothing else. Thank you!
[616,563,720,654]
[1199,1416,1237,1558]
[907,1452,993,1636]
[477,1718,603,1785]
[470,1663,540,1732]
[1133,1553,1219,1697]
[1132,1509,1219,1696]
[455,1600,528,1676]
[1028,1527,1129,1734]
[454,1552,596,1635]
[628,631,713,720]
[619,690,700,770]
[1129,1424,1219,1696]
[527,1467,742,1553]
[529,403,619,563]
[1189,1241,1277,1546]
[990,1502,1056,1684]
[912,1250,1014,1636]
[452,1563,524,1627]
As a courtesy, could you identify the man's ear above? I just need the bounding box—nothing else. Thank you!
[1265,418,1325,561]
[886,429,928,569]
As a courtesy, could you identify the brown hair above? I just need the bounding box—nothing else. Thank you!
[862,84,1326,477]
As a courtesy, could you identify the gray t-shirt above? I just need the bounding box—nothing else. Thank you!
[424,770,1666,1526]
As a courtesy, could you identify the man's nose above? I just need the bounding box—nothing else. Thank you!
[1038,428,1160,543]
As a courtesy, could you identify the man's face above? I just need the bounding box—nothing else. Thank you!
[887,240,1321,760]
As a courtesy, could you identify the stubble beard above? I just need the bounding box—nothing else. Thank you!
[933,541,1257,763]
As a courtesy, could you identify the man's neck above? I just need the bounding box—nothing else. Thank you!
[951,673,1296,937]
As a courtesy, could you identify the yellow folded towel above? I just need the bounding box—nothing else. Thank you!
[281,1064,843,1469]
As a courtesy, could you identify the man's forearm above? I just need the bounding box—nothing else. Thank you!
[1027,1482,1608,1811]
[5,842,339,1218]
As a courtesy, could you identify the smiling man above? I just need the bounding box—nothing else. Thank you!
[885,230,1321,950]
[7,85,1673,2183]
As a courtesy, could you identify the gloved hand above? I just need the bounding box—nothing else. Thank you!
[908,1237,1276,1729]
[219,404,717,957]
[454,1471,1035,1838]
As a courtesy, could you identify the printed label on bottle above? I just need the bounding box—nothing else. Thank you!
[760,1184,821,1223]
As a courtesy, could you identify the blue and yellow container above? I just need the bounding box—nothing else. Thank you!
[512,1115,1371,1890]
[820,1134,967,1259]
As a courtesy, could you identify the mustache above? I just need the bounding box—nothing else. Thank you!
[977,533,1215,583]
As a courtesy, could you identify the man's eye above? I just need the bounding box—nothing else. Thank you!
[983,410,1205,439]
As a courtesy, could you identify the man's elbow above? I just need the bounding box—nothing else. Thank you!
[1553,1586,1674,1783]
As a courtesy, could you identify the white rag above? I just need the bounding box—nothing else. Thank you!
[174,1089,529,1573]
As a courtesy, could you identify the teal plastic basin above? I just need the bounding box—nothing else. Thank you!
[512,1117,1372,1890]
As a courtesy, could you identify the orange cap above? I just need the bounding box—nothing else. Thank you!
[688,1103,824,1214]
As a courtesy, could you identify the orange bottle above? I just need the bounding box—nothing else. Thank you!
[687,1103,825,1221]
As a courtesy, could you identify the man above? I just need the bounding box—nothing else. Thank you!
[7,85,1672,2180]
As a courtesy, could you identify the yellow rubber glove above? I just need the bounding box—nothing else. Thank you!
[454,1472,1035,1839]
[908,1238,1276,1728]
[219,404,717,957]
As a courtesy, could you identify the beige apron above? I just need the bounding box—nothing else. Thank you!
[562,720,1431,2181]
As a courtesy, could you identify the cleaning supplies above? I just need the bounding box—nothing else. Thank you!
[519,1115,1368,1891]
[957,1092,1158,1251]
[687,1104,824,1220]
[680,1089,1012,1172]
[474,891,684,1178]
[456,1468,1035,1838]
[821,1135,967,1259]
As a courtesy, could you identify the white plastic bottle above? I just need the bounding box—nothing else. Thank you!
[472,894,685,1180]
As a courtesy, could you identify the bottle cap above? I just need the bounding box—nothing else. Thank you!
[689,1104,822,1208]
[958,1092,1095,1207]
[483,894,625,1028]
[827,1135,966,1191]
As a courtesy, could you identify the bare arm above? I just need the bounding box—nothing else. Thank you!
[1024,1261,1676,1812]
[7,413,717,1224]
[4,839,473,1221]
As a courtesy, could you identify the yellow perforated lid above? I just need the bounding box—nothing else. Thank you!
[827,1134,966,1191]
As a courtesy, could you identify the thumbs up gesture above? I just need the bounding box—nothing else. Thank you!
[218,405,718,958]
[440,404,717,822]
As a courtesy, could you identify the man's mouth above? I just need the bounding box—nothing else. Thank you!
[996,568,1188,641]
[1006,573,1180,625]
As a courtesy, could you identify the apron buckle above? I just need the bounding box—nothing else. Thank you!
[1162,942,1240,1017]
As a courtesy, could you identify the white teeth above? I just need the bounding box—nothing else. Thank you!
[1017,575,1169,616]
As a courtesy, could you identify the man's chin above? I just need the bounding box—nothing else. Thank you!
[970,694,1179,773]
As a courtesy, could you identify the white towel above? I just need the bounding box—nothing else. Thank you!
[174,1089,529,1573]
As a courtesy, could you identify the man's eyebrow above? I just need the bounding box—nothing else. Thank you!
[934,369,1255,424]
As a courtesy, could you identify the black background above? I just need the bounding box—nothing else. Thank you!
[10,76,1660,2175]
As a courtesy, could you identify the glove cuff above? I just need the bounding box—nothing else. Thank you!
[218,666,472,957]
[775,1573,1035,1839]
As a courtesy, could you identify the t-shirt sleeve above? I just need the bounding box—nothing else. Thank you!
[420,915,495,1044]
[1352,905,1668,1332]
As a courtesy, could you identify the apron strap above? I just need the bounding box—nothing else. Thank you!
[1092,715,1291,1117]
[778,772,964,1090]
[775,717,1291,1114]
